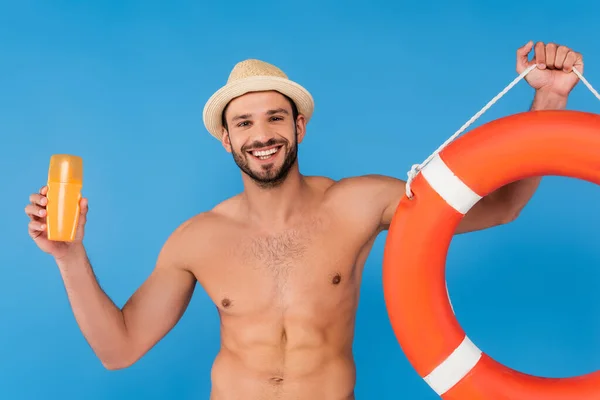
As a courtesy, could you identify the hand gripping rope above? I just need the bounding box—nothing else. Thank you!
[405,64,600,199]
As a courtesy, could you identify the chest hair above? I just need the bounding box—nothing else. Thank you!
[244,218,323,294]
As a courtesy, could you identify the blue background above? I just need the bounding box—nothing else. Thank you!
[2,0,600,398]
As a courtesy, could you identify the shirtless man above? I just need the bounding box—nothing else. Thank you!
[25,41,583,399]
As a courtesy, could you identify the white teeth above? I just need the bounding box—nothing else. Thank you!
[251,147,279,158]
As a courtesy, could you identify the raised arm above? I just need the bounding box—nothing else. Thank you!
[55,222,197,370]
[341,173,531,235]
[369,41,583,234]
[25,185,199,370]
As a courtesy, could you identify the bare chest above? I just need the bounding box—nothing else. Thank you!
[197,217,367,316]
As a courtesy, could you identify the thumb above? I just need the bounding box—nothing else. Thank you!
[516,41,534,73]
[73,197,88,241]
[78,197,89,227]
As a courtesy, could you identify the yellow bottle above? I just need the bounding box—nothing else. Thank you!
[46,154,83,242]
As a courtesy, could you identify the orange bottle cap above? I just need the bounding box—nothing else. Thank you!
[48,154,83,184]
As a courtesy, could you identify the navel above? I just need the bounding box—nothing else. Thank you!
[269,376,284,385]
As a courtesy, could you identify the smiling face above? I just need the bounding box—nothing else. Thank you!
[221,91,306,188]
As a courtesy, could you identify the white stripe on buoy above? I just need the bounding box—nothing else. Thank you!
[423,336,483,395]
[420,154,481,214]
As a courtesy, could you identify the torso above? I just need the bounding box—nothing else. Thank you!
[184,177,383,400]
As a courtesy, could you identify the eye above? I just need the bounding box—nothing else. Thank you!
[270,116,283,121]
[236,121,250,127]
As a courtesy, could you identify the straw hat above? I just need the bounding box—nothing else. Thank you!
[202,59,314,140]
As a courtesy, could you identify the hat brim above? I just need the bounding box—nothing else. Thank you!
[202,76,314,141]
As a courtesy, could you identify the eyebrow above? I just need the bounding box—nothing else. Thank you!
[230,108,289,122]
[266,108,289,116]
[231,113,251,122]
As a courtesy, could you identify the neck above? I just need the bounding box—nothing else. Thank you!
[240,164,309,227]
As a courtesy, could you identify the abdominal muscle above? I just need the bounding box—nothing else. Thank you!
[208,314,357,400]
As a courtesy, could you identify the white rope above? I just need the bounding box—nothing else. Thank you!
[405,64,600,198]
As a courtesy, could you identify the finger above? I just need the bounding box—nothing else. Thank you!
[40,185,48,195]
[573,51,584,73]
[28,219,46,234]
[80,197,88,214]
[554,45,569,70]
[516,41,534,71]
[25,204,46,219]
[534,42,546,69]
[563,51,583,72]
[29,193,47,207]
[562,51,576,72]
[79,198,89,224]
[544,42,557,69]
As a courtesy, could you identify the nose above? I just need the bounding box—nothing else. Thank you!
[247,121,277,146]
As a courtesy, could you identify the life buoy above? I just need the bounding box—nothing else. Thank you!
[383,110,600,399]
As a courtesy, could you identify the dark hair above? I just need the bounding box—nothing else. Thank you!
[221,92,299,132]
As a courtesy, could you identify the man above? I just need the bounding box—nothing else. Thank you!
[25,41,583,399]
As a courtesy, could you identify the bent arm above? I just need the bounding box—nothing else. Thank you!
[374,91,569,233]
[348,174,529,235]
[56,222,197,370]
[453,90,568,233]
[370,172,538,234]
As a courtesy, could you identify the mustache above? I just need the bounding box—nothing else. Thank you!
[242,138,287,152]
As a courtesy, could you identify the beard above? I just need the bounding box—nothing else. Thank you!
[231,132,298,189]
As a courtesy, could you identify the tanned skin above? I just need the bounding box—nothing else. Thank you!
[24,41,583,399]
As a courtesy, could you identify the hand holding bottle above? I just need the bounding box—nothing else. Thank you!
[25,155,88,260]
[26,185,89,260]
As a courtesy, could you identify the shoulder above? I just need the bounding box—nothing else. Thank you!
[323,174,407,230]
[303,174,406,196]
[175,195,244,242]
[156,195,243,269]
[326,174,406,200]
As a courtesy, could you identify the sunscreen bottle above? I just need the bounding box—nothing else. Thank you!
[46,154,83,242]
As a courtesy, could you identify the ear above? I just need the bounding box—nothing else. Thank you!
[295,114,307,144]
[221,129,232,153]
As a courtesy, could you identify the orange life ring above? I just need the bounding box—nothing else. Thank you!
[383,110,600,399]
